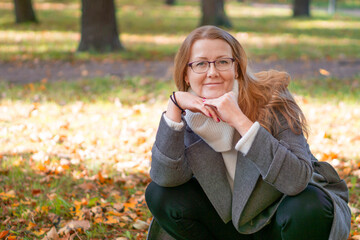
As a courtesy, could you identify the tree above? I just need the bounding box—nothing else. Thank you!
[14,0,37,23]
[293,0,310,17]
[165,0,176,5]
[328,0,336,14]
[78,0,124,52]
[200,0,232,28]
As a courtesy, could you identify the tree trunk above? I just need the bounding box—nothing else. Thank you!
[165,0,176,5]
[78,0,124,52]
[328,0,336,14]
[14,0,37,23]
[200,0,232,28]
[293,0,310,17]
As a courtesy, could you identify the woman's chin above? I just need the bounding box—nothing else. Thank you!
[202,91,227,99]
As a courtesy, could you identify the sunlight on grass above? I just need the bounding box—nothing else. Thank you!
[227,4,292,17]
[286,19,360,29]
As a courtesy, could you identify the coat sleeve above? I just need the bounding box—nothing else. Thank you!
[149,113,193,187]
[244,118,313,196]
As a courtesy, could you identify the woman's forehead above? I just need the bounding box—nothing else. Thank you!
[189,39,232,59]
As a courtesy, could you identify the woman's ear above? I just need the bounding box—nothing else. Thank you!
[185,76,190,86]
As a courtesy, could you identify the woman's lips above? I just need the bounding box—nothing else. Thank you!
[204,82,223,86]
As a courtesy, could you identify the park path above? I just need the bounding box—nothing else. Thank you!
[0,59,359,84]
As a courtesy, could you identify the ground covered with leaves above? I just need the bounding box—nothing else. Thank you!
[0,79,359,239]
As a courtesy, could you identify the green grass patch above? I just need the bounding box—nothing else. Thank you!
[0,76,175,105]
[289,77,360,104]
[1,76,359,104]
[0,0,359,61]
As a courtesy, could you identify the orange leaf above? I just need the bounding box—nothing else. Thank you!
[33,229,46,236]
[98,171,105,184]
[0,230,9,239]
[27,222,37,230]
[124,202,137,211]
[104,216,119,224]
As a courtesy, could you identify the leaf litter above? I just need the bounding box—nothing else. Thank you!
[0,97,359,239]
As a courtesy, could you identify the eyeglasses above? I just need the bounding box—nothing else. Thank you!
[188,58,235,74]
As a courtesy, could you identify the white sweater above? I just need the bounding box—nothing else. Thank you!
[163,114,260,191]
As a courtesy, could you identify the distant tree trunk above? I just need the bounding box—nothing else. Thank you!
[78,0,124,52]
[293,0,310,17]
[328,0,336,14]
[165,0,176,5]
[14,0,37,23]
[200,0,232,28]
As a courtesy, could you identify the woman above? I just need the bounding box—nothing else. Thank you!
[145,26,351,240]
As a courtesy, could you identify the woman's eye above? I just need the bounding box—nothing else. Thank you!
[196,61,206,67]
[218,60,229,65]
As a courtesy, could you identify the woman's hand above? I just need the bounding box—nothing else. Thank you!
[203,92,254,136]
[165,91,220,123]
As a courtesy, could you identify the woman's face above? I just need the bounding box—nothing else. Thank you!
[185,39,236,99]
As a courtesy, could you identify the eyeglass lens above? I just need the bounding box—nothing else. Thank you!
[191,58,233,73]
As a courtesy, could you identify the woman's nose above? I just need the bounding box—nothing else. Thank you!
[207,63,219,77]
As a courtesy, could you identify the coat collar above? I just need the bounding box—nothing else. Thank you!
[184,128,260,224]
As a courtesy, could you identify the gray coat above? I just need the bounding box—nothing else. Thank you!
[147,114,351,240]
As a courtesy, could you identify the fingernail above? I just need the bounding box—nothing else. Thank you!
[209,114,212,117]
[217,118,220,122]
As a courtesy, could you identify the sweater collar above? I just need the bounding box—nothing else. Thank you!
[184,81,238,152]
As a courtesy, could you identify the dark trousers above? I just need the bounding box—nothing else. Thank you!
[145,178,334,240]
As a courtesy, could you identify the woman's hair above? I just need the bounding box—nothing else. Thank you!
[174,25,308,137]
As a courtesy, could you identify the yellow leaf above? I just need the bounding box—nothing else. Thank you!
[27,222,37,231]
[33,229,46,236]
[319,68,330,76]
[104,216,119,224]
[107,210,122,217]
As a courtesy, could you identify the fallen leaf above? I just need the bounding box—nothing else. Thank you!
[133,219,149,230]
[0,230,9,239]
[42,226,59,240]
[78,182,97,191]
[33,229,46,236]
[58,220,91,235]
[319,68,330,76]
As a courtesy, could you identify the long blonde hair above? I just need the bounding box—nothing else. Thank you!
[174,26,308,137]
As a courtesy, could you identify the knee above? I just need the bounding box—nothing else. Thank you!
[145,181,183,220]
[145,181,166,213]
[277,185,334,223]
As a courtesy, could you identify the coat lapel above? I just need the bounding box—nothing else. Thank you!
[185,136,232,223]
[232,153,260,228]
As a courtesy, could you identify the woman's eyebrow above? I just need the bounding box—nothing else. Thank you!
[192,55,231,60]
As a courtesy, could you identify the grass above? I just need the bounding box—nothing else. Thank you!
[0,0,359,61]
[0,77,359,239]
[1,76,359,104]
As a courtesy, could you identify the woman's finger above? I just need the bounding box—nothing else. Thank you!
[204,105,220,122]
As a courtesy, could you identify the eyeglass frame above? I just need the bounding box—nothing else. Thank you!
[188,58,235,74]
